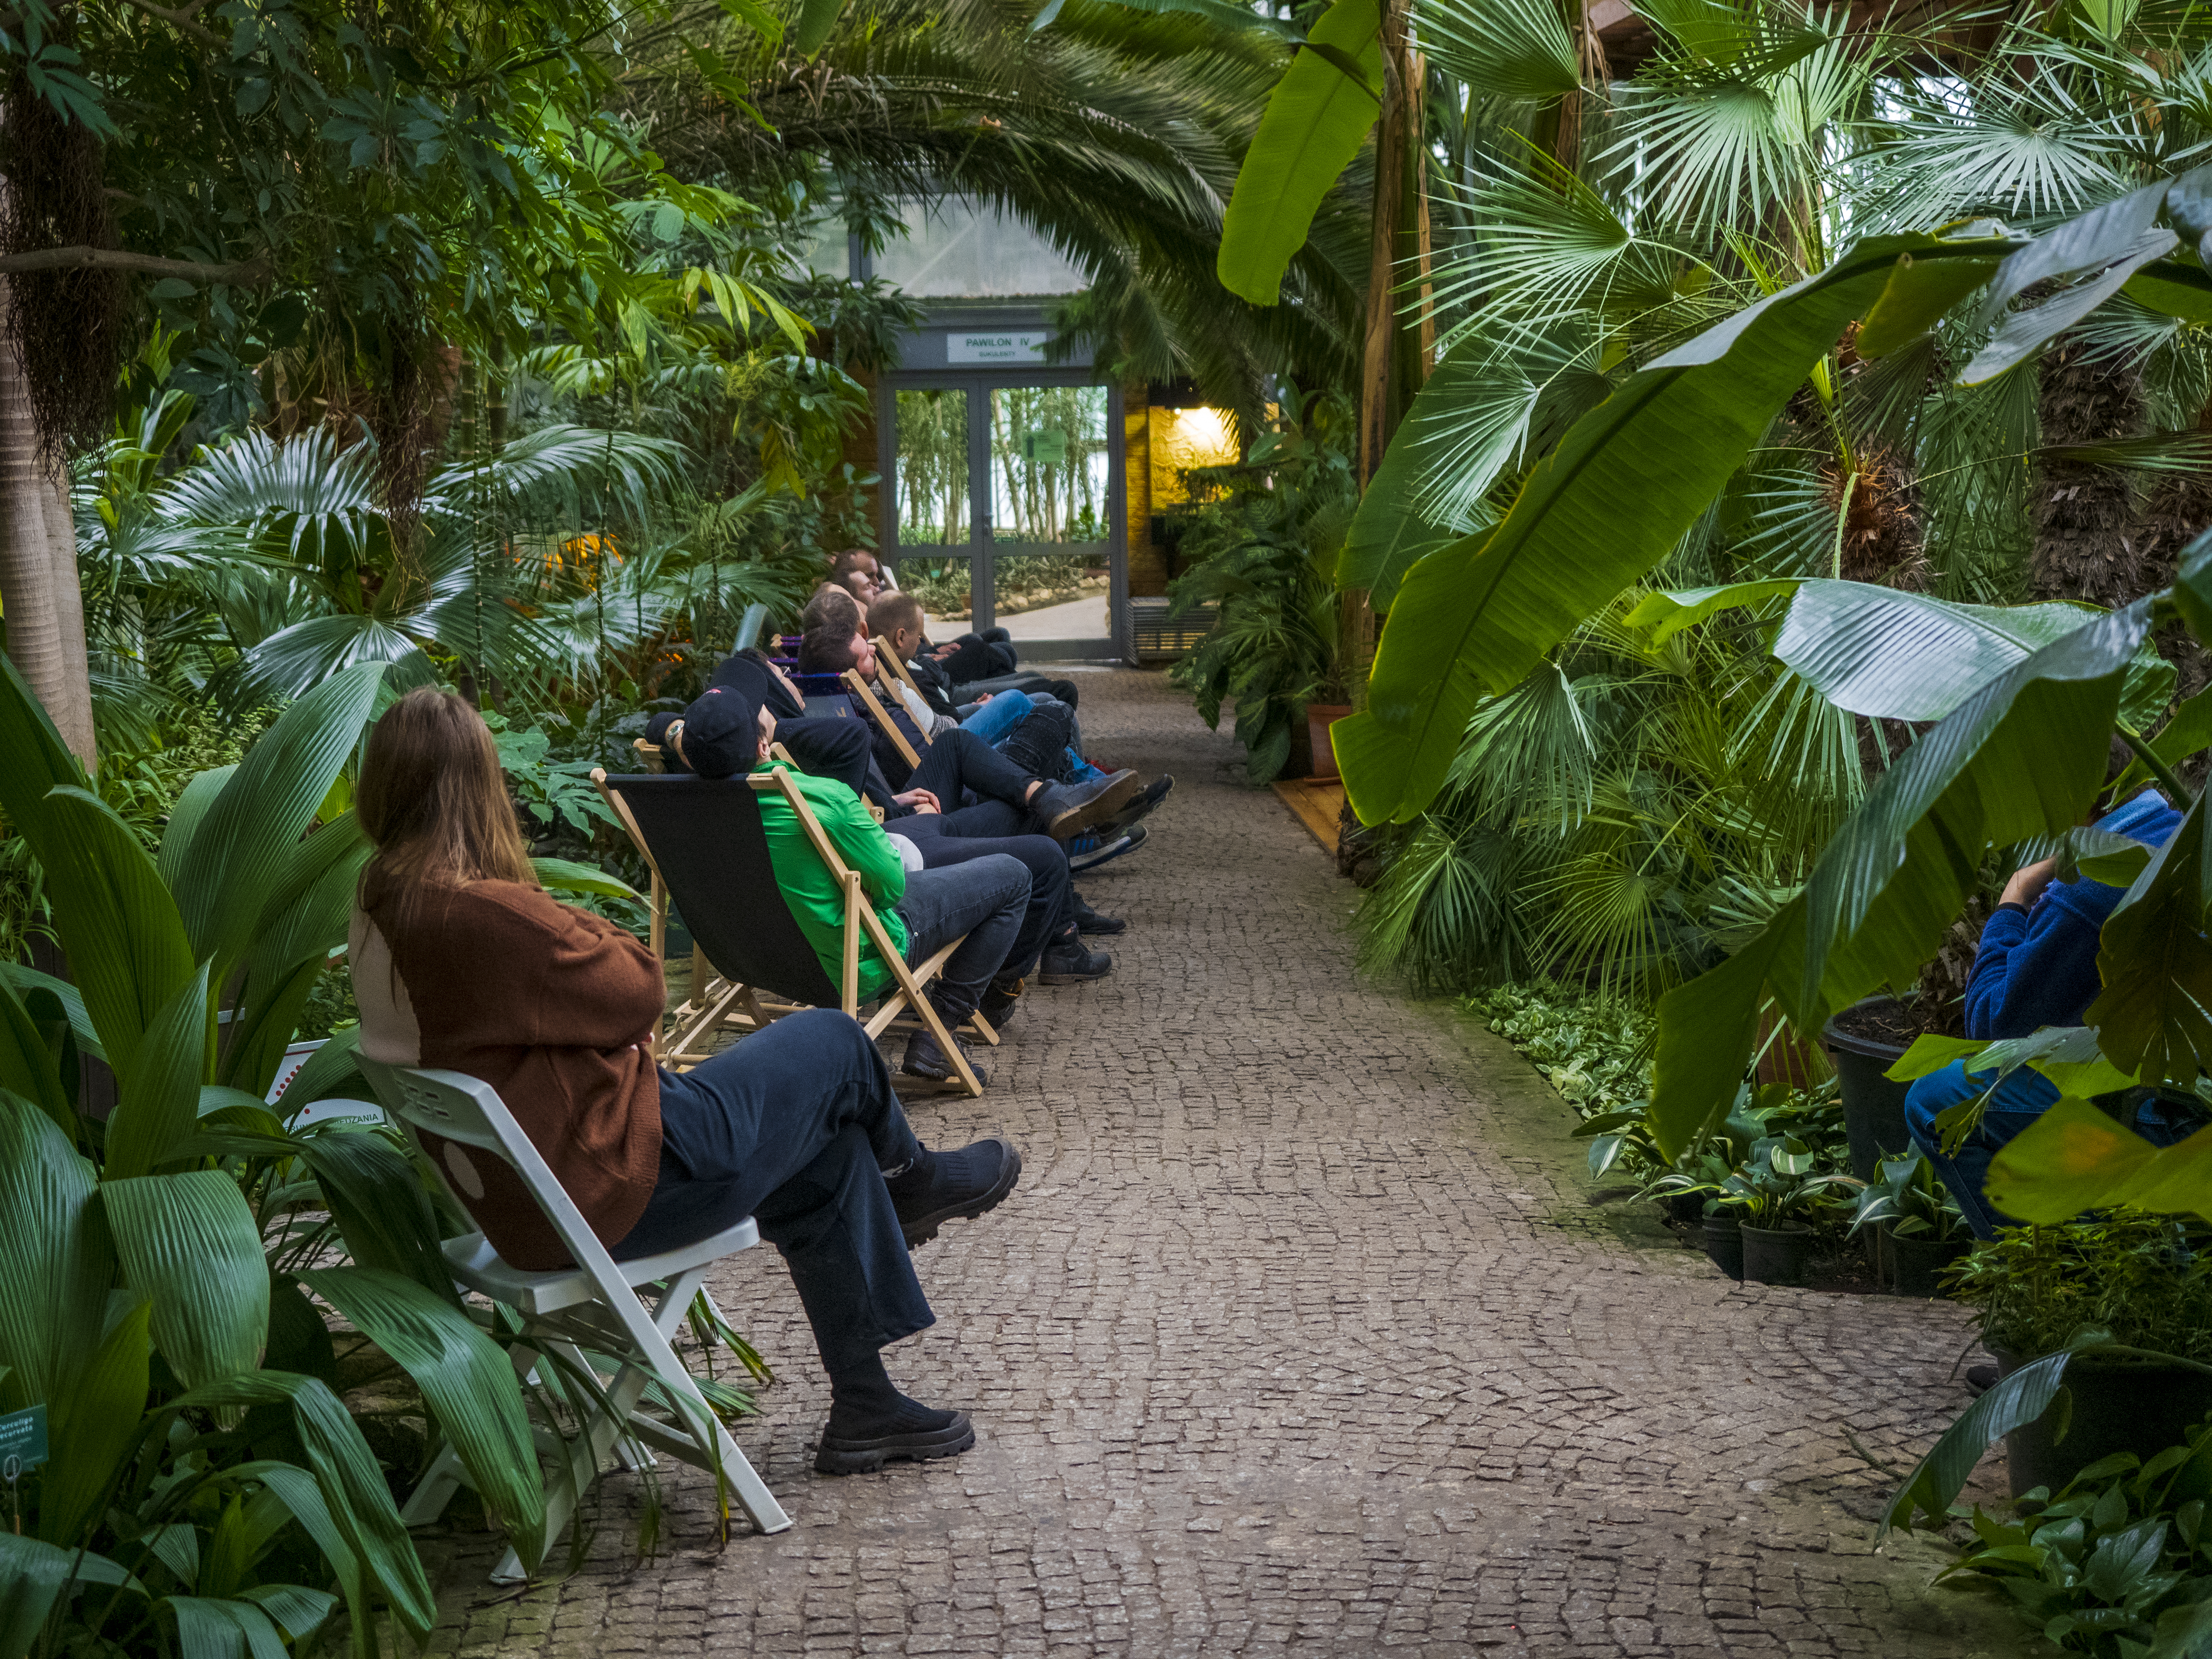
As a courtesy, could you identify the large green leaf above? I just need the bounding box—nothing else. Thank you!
[1646,605,2145,1153]
[0,1533,80,1659]
[0,655,88,853]
[1960,229,2178,385]
[167,662,383,977]
[0,965,101,1062]
[35,788,196,1085]
[105,1170,269,1393]
[1986,1096,2212,1224]
[791,0,841,52]
[163,1595,288,1659]
[221,818,368,1096]
[40,1297,152,1547]
[155,765,237,888]
[532,856,641,901]
[295,1126,454,1301]
[1215,0,1381,306]
[0,1091,111,1414]
[247,1466,370,1657]
[300,1267,545,1571]
[1337,231,2011,824]
[1883,1345,2081,1534]
[103,964,213,1181]
[0,973,72,1141]
[2088,790,2212,1084]
[157,1374,434,1639]
[1415,0,1578,99]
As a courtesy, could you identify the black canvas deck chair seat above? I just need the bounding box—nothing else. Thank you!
[354,1055,792,1585]
[596,767,989,1094]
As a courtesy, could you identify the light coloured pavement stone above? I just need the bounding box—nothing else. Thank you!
[423,668,2018,1657]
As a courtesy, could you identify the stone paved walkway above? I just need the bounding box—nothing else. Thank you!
[428,670,2017,1658]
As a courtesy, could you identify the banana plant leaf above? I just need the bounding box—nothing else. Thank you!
[0,1091,114,1414]
[1883,1343,2089,1534]
[1646,604,2146,1154]
[105,1170,270,1394]
[298,1266,546,1571]
[2087,791,2212,1082]
[1985,1095,2212,1224]
[165,663,384,982]
[1215,0,1381,306]
[1336,230,2012,825]
[34,788,196,1088]
[103,964,213,1181]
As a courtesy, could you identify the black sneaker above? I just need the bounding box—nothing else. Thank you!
[889,1136,1022,1247]
[1073,893,1125,935]
[978,977,1024,1030]
[1031,771,1141,839]
[1039,937,1112,984]
[814,1409,976,1475]
[902,1025,987,1087]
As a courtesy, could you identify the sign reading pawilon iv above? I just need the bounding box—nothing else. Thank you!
[949,332,1049,364]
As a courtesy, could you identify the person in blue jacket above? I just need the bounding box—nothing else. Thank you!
[1905,783,2183,1237]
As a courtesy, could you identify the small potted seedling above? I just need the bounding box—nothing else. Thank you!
[1726,1136,1863,1287]
[1848,1153,1973,1295]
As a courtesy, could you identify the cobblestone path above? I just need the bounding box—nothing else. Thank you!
[429,670,2016,1658]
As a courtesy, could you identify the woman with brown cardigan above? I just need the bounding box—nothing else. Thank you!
[348,687,1021,1475]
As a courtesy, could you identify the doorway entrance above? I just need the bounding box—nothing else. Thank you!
[885,375,1121,655]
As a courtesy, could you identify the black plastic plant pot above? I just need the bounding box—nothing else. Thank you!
[2001,1352,2212,1499]
[1741,1222,1816,1286]
[1823,997,1917,1181]
[1886,1228,1971,1298]
[1662,1192,1706,1225]
[1703,1215,1745,1281]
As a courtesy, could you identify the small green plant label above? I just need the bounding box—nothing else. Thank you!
[0,1405,48,1472]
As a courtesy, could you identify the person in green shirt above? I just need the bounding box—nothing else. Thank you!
[663,685,1029,1087]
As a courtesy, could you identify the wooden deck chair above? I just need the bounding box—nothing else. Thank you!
[840,669,925,770]
[354,1054,792,1584]
[874,649,935,724]
[594,768,989,1094]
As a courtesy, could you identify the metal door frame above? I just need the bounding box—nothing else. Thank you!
[878,368,1126,660]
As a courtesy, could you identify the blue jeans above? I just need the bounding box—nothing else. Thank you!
[960,690,1036,746]
[611,1010,930,1373]
[1907,1060,2207,1238]
[893,853,1030,1019]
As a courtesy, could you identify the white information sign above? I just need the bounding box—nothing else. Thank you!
[949,331,1050,364]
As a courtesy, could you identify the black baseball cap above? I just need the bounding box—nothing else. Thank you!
[663,685,759,780]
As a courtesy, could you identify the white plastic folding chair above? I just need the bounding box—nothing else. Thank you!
[355,1055,792,1582]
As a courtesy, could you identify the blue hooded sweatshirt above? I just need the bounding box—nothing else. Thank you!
[1964,789,2184,1039]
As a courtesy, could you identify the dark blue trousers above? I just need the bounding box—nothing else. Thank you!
[889,810,1073,978]
[609,1010,931,1374]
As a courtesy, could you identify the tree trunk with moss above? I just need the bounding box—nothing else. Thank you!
[0,310,94,770]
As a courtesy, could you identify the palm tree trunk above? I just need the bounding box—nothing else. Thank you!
[0,310,94,769]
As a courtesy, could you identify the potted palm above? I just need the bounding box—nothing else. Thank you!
[1849,1153,1973,1295]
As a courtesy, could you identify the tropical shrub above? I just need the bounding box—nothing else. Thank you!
[0,654,736,1658]
[1168,393,1360,783]
[1939,1430,2212,1658]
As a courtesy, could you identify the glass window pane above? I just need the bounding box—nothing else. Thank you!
[988,386,1109,546]
[891,556,975,639]
[875,199,1087,297]
[894,388,969,547]
[995,553,1109,640]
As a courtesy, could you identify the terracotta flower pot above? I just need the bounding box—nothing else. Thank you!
[1306,704,1351,780]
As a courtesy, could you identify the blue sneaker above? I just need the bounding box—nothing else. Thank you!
[1068,823,1147,872]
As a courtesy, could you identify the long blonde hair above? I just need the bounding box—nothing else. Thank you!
[357,688,536,934]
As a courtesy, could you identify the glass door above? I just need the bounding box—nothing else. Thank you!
[890,387,975,639]
[889,377,1118,649]
[985,385,1112,644]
